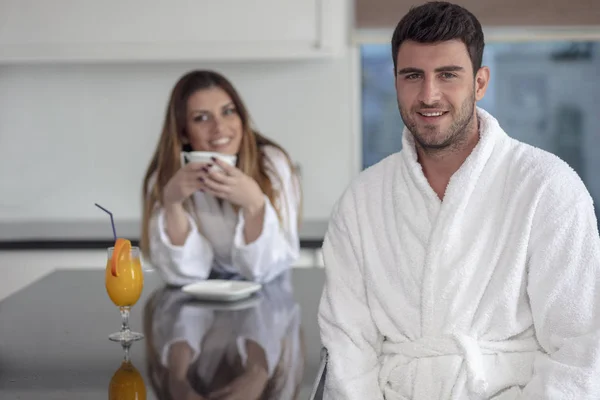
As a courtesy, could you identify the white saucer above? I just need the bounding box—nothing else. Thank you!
[181,280,262,302]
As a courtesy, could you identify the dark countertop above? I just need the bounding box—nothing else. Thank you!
[0,219,329,250]
[0,267,326,399]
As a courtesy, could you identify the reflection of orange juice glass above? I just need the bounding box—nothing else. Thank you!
[109,341,147,400]
[106,244,145,342]
[105,247,144,307]
[109,360,147,400]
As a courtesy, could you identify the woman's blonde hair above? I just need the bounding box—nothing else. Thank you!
[140,70,301,258]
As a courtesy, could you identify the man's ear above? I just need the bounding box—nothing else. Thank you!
[475,66,490,101]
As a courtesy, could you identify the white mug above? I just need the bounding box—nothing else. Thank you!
[180,151,237,171]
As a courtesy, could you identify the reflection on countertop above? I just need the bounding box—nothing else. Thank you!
[143,271,305,400]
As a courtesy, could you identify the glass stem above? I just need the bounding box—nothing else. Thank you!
[122,341,131,362]
[119,306,131,334]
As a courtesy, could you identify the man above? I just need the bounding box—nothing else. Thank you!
[317,2,600,399]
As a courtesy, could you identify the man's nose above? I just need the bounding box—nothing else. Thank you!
[418,77,442,105]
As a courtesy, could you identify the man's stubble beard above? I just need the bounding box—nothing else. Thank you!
[399,89,476,156]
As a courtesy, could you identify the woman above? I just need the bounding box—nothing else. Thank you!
[143,271,306,400]
[141,70,301,285]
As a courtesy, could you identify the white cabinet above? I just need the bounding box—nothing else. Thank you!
[0,0,348,63]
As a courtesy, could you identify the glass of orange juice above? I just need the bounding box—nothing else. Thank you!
[105,242,144,342]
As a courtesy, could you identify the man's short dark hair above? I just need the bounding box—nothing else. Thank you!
[391,1,485,75]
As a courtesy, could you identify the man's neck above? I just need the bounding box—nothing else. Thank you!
[417,118,480,200]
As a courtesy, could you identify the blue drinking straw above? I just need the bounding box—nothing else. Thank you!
[94,203,117,240]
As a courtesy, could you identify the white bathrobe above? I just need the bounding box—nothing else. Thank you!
[148,145,301,285]
[318,107,600,400]
[150,271,304,399]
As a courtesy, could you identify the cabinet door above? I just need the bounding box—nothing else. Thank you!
[0,0,339,63]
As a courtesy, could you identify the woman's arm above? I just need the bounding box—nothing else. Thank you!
[164,202,193,246]
[145,163,216,286]
[148,204,215,286]
[241,196,266,245]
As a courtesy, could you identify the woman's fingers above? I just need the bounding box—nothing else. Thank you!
[185,162,209,173]
[205,168,234,185]
[212,157,240,176]
[201,175,230,196]
[180,159,241,200]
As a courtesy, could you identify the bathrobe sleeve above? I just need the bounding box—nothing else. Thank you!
[158,303,215,367]
[318,196,385,400]
[148,207,215,286]
[235,305,291,378]
[148,289,215,368]
[522,170,600,399]
[230,146,301,283]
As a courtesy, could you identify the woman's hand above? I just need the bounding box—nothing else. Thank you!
[163,162,207,206]
[199,158,265,215]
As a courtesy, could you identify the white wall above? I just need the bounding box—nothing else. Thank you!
[0,50,360,224]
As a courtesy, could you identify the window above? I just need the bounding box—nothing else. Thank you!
[360,41,600,215]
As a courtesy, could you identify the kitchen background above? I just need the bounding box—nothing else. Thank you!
[0,0,599,295]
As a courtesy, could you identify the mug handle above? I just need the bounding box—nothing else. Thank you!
[180,152,187,167]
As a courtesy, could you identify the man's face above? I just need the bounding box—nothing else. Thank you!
[394,39,489,152]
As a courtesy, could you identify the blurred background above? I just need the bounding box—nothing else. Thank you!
[0,0,599,297]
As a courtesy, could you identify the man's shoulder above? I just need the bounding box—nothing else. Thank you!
[343,152,400,195]
[355,152,401,186]
[507,138,590,204]
[330,152,401,219]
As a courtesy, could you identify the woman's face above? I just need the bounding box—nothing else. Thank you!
[184,87,243,155]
